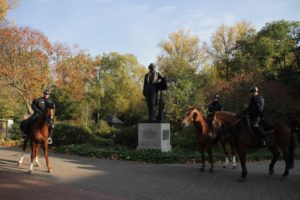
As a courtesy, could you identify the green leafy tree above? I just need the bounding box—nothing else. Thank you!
[255,20,300,74]
[99,53,146,121]
[157,30,208,125]
[209,21,256,79]
[54,51,95,124]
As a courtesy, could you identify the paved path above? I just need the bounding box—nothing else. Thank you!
[0,146,299,200]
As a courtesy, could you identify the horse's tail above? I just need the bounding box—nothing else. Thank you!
[20,120,26,132]
[288,133,295,169]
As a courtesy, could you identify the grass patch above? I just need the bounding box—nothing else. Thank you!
[55,144,300,164]
[1,138,299,164]
[0,139,23,146]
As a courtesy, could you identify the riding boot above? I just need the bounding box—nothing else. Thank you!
[218,127,228,141]
[255,127,267,147]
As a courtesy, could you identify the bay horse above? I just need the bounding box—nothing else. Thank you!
[213,111,295,181]
[19,106,55,173]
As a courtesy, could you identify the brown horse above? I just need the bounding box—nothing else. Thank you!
[27,106,55,173]
[207,112,237,169]
[213,111,295,181]
[182,107,214,172]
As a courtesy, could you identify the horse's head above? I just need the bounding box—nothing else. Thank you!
[182,106,199,126]
[182,106,208,135]
[44,102,55,122]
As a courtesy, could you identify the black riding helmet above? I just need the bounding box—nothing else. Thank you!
[43,89,50,95]
[249,86,259,93]
[213,94,220,99]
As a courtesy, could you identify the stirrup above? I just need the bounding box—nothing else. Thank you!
[261,140,267,147]
[47,138,53,144]
[22,134,26,139]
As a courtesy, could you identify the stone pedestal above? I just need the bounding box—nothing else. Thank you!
[137,123,171,152]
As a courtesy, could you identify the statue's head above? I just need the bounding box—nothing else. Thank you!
[148,63,156,71]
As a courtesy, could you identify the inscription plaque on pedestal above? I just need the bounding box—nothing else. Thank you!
[137,123,171,152]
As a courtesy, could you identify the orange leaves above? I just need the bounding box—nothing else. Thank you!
[0,26,54,111]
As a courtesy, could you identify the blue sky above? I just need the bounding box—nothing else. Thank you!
[7,0,300,66]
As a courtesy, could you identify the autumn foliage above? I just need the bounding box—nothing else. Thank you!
[0,26,53,113]
[0,19,299,142]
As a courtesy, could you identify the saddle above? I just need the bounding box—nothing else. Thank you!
[246,117,274,134]
[260,119,274,132]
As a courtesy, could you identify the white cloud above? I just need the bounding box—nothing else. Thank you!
[170,9,238,42]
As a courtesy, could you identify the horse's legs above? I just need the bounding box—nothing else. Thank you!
[269,146,280,175]
[208,145,214,173]
[43,142,51,173]
[35,155,41,167]
[232,154,237,169]
[237,148,247,181]
[221,141,229,168]
[18,138,28,166]
[200,146,205,172]
[280,146,290,177]
[29,143,36,173]
[230,145,237,169]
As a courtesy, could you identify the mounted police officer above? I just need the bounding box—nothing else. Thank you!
[242,86,267,146]
[207,94,224,118]
[207,94,224,138]
[143,63,164,121]
[22,89,55,144]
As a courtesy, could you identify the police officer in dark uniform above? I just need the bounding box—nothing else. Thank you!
[243,86,267,146]
[207,94,224,130]
[22,89,55,144]
[208,94,224,117]
[143,63,163,121]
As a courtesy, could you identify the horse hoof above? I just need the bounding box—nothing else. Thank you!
[209,169,214,173]
[35,163,42,168]
[223,165,227,169]
[238,177,246,182]
[269,169,275,175]
[232,165,237,170]
[28,170,33,174]
[280,176,287,181]
[48,169,52,173]
[200,168,205,172]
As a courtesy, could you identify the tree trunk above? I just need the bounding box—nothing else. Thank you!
[11,86,33,114]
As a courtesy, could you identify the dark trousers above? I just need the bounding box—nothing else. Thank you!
[250,117,266,142]
[145,85,157,121]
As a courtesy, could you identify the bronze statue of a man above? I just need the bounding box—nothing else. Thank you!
[143,63,165,121]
